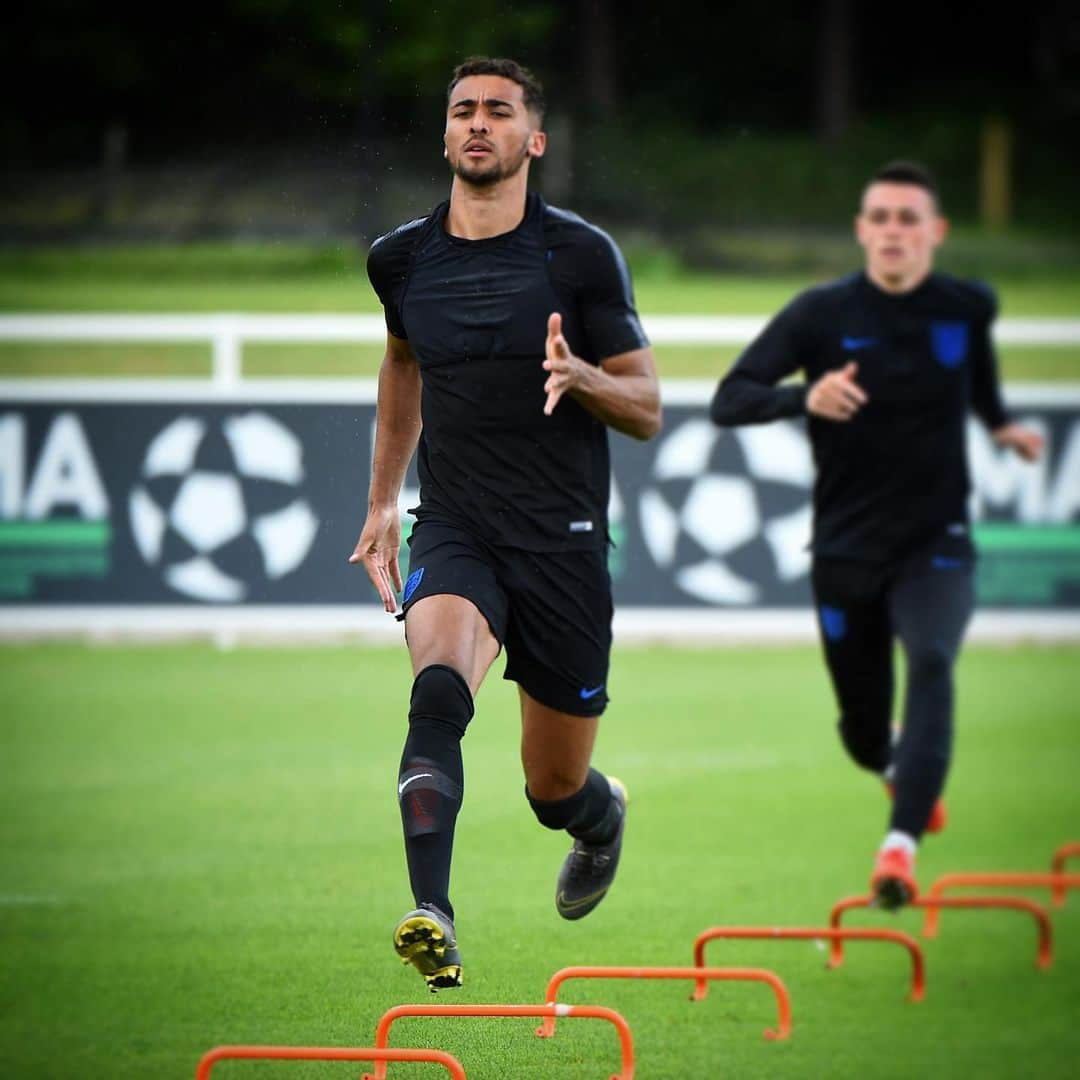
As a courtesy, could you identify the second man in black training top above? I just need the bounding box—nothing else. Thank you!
[711,160,1042,909]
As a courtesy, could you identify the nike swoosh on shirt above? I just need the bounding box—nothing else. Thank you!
[842,336,877,350]
[579,685,605,700]
[398,773,433,795]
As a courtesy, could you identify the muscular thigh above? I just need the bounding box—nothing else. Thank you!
[400,520,507,693]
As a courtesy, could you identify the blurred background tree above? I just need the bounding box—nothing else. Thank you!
[2,0,1078,257]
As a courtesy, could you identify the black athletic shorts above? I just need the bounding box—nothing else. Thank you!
[398,517,613,717]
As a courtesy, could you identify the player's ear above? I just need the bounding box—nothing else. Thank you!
[526,130,546,159]
[933,214,949,247]
[854,212,869,249]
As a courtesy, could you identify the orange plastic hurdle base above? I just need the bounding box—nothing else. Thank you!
[921,873,1080,937]
[692,926,925,1002]
[362,1003,634,1080]
[194,1045,466,1079]
[828,894,1053,969]
[536,965,792,1041]
[1050,843,1080,906]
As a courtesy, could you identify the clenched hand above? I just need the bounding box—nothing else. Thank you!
[807,362,868,421]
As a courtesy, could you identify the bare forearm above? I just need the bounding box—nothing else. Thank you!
[568,366,661,440]
[368,351,422,509]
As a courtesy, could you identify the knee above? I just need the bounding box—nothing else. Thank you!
[906,644,953,683]
[837,714,890,773]
[408,664,474,738]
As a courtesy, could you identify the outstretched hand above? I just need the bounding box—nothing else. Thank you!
[543,312,585,415]
[347,505,403,614]
[807,362,868,421]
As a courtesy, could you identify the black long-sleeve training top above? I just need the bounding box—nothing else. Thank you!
[710,271,1009,562]
[368,192,649,552]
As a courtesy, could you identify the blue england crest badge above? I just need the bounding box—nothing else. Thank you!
[931,321,968,368]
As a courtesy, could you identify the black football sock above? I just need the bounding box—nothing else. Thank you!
[526,768,620,845]
[398,664,473,921]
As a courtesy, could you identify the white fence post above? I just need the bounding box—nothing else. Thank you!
[212,316,242,386]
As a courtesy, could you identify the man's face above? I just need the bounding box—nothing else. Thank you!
[444,74,545,187]
[856,182,947,291]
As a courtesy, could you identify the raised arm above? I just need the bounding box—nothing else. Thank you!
[348,332,422,612]
[543,312,660,440]
[540,214,661,440]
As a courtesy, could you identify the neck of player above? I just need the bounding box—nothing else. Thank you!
[447,172,530,240]
[866,263,933,296]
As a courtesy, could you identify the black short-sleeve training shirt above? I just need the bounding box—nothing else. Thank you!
[367,192,649,552]
[710,271,1009,562]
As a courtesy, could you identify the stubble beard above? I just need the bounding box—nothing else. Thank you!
[450,136,530,188]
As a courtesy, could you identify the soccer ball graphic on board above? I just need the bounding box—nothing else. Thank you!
[128,412,318,602]
[638,418,813,604]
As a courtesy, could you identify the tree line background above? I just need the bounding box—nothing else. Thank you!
[3,0,1079,257]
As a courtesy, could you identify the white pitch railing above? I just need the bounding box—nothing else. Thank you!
[1,314,1078,387]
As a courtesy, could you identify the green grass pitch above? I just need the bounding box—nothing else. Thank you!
[1,642,1078,1078]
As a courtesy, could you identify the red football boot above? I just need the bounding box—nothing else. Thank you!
[871,846,919,911]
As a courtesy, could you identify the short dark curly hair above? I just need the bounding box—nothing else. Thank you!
[447,56,546,120]
[867,160,941,209]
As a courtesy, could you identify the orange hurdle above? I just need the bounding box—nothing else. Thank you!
[921,873,1080,937]
[693,926,925,1002]
[535,965,791,1041]
[1051,843,1080,906]
[362,1003,634,1080]
[195,1045,466,1079]
[828,894,1053,969]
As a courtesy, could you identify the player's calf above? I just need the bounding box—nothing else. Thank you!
[884,780,947,835]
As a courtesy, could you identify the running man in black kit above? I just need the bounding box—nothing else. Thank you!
[350,57,661,989]
[711,161,1042,909]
